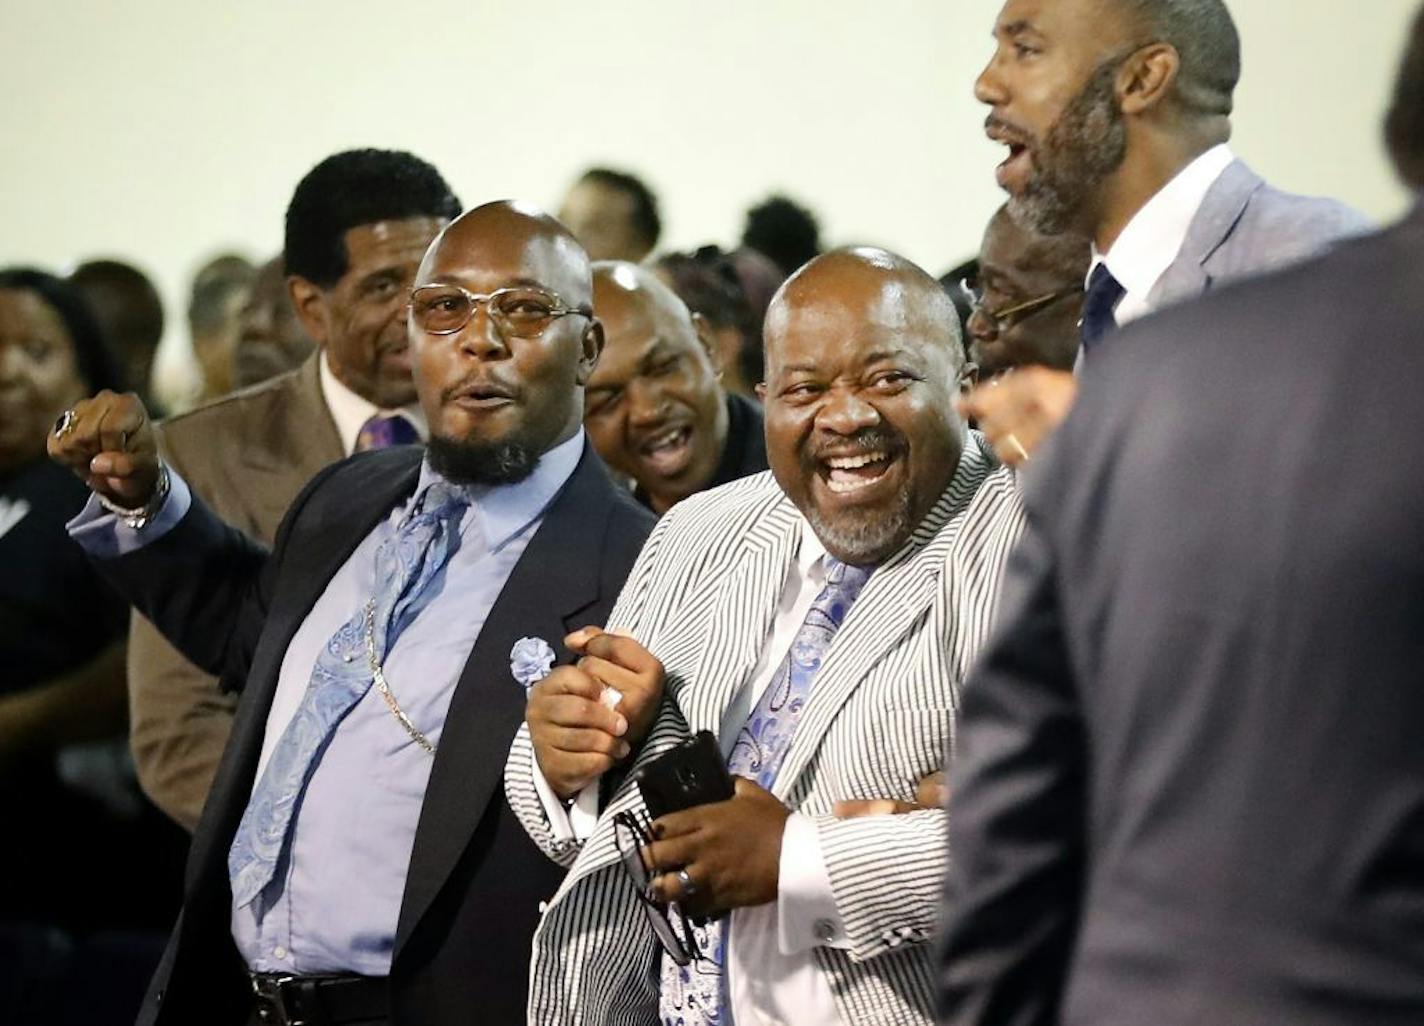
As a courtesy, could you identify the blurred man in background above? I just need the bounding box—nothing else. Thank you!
[964,205,1087,380]
[129,149,460,832]
[559,166,662,262]
[186,253,256,404]
[584,261,766,514]
[654,244,779,399]
[69,257,165,410]
[232,255,314,389]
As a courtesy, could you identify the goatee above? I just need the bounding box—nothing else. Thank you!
[427,435,540,485]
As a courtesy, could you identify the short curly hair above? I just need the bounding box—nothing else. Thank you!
[284,149,461,288]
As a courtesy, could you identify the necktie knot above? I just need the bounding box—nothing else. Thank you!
[356,414,419,452]
[1080,262,1126,352]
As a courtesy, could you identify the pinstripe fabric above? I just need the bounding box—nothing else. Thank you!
[505,431,1024,1025]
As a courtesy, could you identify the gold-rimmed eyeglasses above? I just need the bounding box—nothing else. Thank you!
[409,284,591,338]
[959,278,1081,337]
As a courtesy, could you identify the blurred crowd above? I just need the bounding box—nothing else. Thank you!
[4,1,1424,1024]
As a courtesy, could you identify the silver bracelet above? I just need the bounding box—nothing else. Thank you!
[97,462,171,530]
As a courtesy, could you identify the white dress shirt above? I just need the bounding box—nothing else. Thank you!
[318,350,427,455]
[534,521,850,1025]
[1090,143,1235,328]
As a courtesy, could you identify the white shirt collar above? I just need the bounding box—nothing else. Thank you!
[1089,143,1235,321]
[412,428,586,553]
[318,350,428,456]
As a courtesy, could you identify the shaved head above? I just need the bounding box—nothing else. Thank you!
[766,247,965,381]
[419,200,593,307]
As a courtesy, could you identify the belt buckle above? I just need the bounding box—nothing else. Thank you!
[251,974,307,1026]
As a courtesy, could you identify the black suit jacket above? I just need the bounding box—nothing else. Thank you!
[938,208,1424,1026]
[94,441,653,1026]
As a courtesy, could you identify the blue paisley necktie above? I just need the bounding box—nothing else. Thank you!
[659,557,873,1026]
[228,480,469,910]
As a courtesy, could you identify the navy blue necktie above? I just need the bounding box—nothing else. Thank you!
[1080,262,1126,352]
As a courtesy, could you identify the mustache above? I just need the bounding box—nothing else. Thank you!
[440,374,520,404]
[984,113,1035,147]
[804,427,908,465]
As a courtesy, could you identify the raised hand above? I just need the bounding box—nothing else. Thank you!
[46,390,160,506]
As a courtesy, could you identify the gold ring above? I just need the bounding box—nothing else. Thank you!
[1004,432,1031,463]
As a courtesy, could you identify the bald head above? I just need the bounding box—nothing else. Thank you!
[766,246,965,381]
[419,199,593,307]
[761,246,971,565]
[585,261,729,513]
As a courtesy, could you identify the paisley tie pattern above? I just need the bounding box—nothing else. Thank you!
[228,481,469,910]
[355,413,419,452]
[659,558,873,1026]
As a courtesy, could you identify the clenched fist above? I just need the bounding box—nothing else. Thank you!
[46,390,160,506]
[527,627,665,800]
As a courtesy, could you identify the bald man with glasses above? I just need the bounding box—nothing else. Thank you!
[50,200,653,1026]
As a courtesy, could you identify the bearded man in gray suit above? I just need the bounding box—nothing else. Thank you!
[938,8,1424,1022]
[961,0,1370,462]
[505,248,1025,1025]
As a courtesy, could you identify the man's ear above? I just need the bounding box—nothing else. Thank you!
[1117,42,1180,116]
[576,318,605,385]
[690,312,725,377]
[288,276,331,348]
[959,362,981,393]
[755,381,768,403]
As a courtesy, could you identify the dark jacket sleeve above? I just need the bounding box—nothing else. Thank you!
[89,461,340,689]
[936,495,1088,1026]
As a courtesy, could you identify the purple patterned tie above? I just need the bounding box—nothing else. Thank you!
[355,414,419,452]
[659,557,874,1026]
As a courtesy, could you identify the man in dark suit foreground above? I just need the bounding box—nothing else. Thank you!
[50,201,654,1026]
[937,12,1424,1024]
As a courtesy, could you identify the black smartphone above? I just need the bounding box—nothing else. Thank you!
[633,730,735,818]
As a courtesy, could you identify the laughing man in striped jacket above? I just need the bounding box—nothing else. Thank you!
[505,247,1026,1026]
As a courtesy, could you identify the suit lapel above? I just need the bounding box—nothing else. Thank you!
[393,446,618,957]
[241,356,345,537]
[773,436,994,797]
[672,494,802,735]
[1149,159,1262,308]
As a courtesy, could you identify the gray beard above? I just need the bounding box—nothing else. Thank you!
[1011,59,1128,236]
[804,489,914,566]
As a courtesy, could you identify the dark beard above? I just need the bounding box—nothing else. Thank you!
[1011,58,1128,236]
[427,435,540,485]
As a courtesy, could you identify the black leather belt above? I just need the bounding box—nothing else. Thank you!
[249,972,388,1026]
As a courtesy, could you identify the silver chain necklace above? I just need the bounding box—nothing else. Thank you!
[363,599,436,755]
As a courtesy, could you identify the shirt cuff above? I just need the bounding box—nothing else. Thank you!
[66,469,192,559]
[531,762,599,842]
[777,812,851,954]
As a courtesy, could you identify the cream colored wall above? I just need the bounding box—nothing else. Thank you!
[0,0,1415,399]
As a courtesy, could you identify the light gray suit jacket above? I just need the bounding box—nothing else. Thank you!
[128,354,343,830]
[505,434,1025,1026]
[1147,158,1371,310]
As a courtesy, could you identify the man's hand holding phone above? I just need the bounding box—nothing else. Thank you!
[527,627,665,800]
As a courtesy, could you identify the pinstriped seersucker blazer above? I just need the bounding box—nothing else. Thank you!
[505,431,1025,1025]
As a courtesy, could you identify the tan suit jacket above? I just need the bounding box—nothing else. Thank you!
[128,354,342,830]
